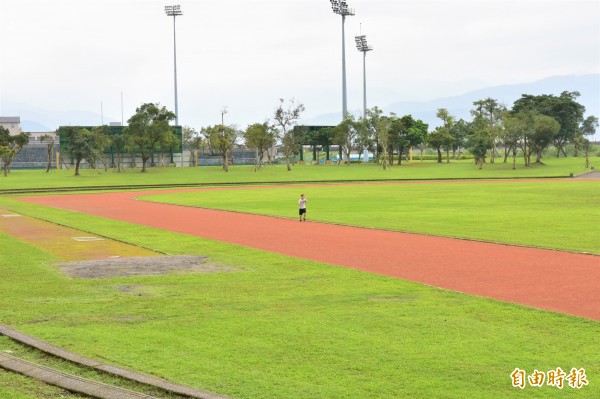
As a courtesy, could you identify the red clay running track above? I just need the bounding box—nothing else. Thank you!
[19,189,600,321]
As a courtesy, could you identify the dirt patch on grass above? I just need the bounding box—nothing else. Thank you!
[59,255,236,279]
[0,210,160,261]
[1,210,236,280]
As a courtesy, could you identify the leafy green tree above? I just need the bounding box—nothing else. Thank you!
[502,112,538,169]
[530,114,560,164]
[466,115,493,169]
[471,98,505,163]
[126,103,176,172]
[580,115,599,137]
[354,114,376,162]
[574,115,599,157]
[39,133,56,173]
[315,127,336,163]
[303,127,325,163]
[273,98,305,171]
[502,113,526,169]
[581,138,592,168]
[376,116,391,170]
[426,128,447,164]
[0,145,15,177]
[436,108,455,129]
[156,129,179,167]
[244,122,277,171]
[449,119,469,159]
[200,124,238,172]
[89,126,111,170]
[468,132,494,169]
[0,145,11,160]
[388,115,428,165]
[331,115,360,165]
[512,91,585,157]
[183,126,199,165]
[430,109,456,163]
[431,128,455,164]
[499,110,557,167]
[504,110,538,167]
[110,131,127,172]
[58,127,98,176]
[361,106,385,163]
[386,115,401,165]
[0,126,29,176]
[441,132,456,163]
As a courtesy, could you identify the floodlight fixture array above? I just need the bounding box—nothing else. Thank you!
[330,0,355,16]
[355,35,373,52]
[165,5,182,16]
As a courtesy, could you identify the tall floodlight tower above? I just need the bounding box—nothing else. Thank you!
[330,1,355,120]
[355,35,373,118]
[165,4,183,166]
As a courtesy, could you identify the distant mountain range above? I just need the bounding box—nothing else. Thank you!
[301,74,600,131]
[17,107,116,133]
[11,74,600,138]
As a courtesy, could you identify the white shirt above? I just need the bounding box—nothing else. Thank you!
[298,198,307,209]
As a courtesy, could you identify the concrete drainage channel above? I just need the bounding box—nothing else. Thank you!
[0,324,231,399]
[0,353,156,399]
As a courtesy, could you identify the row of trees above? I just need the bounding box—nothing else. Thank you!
[322,108,429,170]
[427,91,598,169]
[186,99,430,172]
[3,92,597,177]
[185,98,304,172]
[186,91,596,173]
[59,103,178,175]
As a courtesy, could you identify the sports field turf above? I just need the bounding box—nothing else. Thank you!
[1,157,593,190]
[1,178,598,398]
[143,179,600,254]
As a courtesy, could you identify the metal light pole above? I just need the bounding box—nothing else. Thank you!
[165,4,183,166]
[221,107,228,128]
[355,35,373,118]
[330,1,355,121]
[221,107,228,170]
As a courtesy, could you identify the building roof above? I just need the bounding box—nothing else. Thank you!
[0,117,21,123]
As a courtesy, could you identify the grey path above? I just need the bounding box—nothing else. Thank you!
[0,352,156,399]
[0,324,230,399]
[575,171,600,179]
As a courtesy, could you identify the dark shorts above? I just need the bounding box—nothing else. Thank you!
[299,208,307,215]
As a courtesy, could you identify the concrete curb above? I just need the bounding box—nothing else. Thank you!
[0,352,156,399]
[574,170,599,179]
[0,324,231,399]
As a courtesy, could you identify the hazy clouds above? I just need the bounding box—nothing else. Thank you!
[1,0,598,128]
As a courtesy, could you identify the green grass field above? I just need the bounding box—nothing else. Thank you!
[143,180,600,254]
[0,161,598,398]
[0,176,600,399]
[1,157,595,191]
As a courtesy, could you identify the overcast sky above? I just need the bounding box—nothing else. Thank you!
[1,0,598,129]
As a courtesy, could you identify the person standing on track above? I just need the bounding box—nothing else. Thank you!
[298,194,307,221]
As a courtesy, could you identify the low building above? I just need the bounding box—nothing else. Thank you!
[28,131,57,143]
[0,116,22,136]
